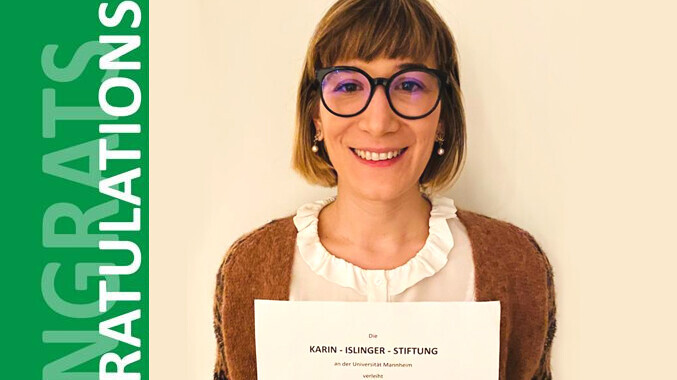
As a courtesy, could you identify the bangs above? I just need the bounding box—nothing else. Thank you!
[314,0,448,67]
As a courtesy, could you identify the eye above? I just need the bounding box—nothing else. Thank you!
[333,81,363,93]
[396,80,424,93]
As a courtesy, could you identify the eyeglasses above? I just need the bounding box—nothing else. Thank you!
[315,65,448,120]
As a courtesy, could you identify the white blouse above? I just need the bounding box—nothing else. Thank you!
[289,194,476,302]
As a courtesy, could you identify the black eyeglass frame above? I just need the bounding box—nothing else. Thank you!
[315,65,450,120]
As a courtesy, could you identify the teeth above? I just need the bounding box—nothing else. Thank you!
[353,148,404,161]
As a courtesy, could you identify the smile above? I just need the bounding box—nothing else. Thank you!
[349,147,408,166]
[351,147,406,160]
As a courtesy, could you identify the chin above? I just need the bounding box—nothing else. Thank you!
[349,181,410,202]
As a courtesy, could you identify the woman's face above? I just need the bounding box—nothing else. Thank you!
[313,57,443,201]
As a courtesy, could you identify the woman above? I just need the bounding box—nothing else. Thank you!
[213,0,556,379]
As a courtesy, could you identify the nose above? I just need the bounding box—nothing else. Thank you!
[359,85,400,136]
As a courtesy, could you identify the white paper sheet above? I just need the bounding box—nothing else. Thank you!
[254,300,500,379]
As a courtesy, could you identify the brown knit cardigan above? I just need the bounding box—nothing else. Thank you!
[213,208,557,380]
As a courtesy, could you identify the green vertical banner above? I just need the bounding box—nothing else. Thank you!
[2,1,149,379]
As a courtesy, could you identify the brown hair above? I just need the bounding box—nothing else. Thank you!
[291,0,466,195]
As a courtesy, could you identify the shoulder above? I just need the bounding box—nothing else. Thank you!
[214,214,299,307]
[216,215,296,291]
[219,214,296,268]
[456,208,553,277]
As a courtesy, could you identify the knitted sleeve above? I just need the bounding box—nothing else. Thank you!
[213,251,229,380]
[526,233,558,380]
[213,231,257,380]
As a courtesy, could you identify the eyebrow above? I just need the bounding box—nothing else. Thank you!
[396,63,430,70]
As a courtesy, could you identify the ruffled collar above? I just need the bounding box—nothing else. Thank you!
[292,193,458,297]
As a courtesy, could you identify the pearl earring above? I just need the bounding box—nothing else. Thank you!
[311,134,320,153]
[435,134,445,156]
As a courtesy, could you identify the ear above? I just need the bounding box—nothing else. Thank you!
[436,122,444,139]
[312,111,324,140]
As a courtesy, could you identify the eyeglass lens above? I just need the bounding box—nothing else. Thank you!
[320,69,440,118]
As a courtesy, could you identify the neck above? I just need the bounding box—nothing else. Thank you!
[318,184,432,256]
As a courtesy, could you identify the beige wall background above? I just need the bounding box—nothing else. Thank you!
[150,0,677,378]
